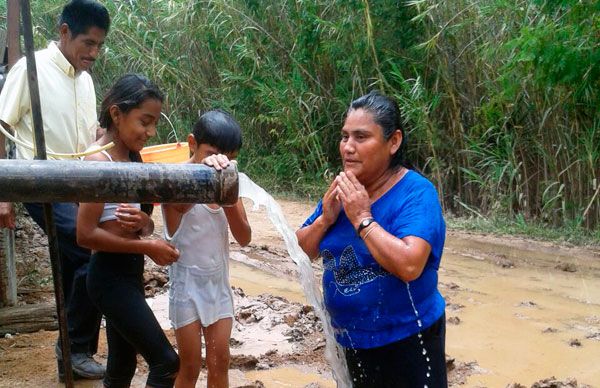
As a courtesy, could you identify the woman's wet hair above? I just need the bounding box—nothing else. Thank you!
[59,0,110,37]
[348,90,410,169]
[99,73,163,216]
[192,109,242,153]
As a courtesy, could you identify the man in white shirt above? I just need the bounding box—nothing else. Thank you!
[0,0,109,381]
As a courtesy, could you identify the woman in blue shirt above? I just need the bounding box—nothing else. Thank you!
[297,91,447,387]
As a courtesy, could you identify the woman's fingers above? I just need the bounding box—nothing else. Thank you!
[323,181,338,202]
[345,171,365,191]
[335,173,353,199]
[320,178,342,226]
[325,178,338,195]
[335,172,371,225]
[336,172,367,198]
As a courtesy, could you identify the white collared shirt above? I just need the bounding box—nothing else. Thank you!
[0,41,98,160]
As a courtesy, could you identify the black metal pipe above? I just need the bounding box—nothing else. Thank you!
[0,160,239,204]
[20,0,73,385]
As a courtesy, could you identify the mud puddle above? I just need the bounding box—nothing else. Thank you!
[244,366,335,387]
[229,256,306,305]
[442,240,600,387]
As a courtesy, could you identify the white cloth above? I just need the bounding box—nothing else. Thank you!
[164,204,234,329]
[0,41,97,160]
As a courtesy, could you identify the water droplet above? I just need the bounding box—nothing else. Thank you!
[420,340,424,345]
[426,357,430,362]
[427,373,431,378]
[422,348,427,355]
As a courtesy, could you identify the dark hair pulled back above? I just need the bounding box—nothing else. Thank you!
[347,90,410,170]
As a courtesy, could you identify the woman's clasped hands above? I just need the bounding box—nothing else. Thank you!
[323,171,372,229]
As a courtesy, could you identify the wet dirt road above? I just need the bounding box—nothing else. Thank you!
[441,239,600,387]
[1,198,598,387]
[226,234,600,387]
[235,199,600,387]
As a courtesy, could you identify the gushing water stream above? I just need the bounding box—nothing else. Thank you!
[238,173,353,388]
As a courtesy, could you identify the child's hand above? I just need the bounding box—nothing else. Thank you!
[146,240,179,266]
[115,204,149,232]
[202,154,235,171]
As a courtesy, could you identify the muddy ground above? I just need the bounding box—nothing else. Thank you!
[1,199,599,387]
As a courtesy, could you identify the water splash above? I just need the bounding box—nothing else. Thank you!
[238,173,352,388]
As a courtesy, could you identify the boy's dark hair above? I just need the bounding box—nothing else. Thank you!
[59,0,110,37]
[193,110,243,153]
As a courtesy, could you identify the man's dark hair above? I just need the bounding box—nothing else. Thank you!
[59,0,110,37]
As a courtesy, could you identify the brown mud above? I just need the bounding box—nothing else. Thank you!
[1,199,599,387]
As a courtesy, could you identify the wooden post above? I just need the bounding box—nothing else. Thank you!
[6,0,20,67]
[0,0,21,308]
[0,224,16,306]
[20,0,76,384]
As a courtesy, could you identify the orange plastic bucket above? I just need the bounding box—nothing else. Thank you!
[140,142,190,163]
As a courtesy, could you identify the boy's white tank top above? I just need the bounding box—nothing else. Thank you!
[163,204,229,268]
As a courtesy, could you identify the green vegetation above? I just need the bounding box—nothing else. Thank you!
[3,0,599,236]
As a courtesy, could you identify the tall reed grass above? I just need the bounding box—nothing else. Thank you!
[6,0,598,231]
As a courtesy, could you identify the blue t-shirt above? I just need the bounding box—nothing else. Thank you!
[302,170,446,349]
